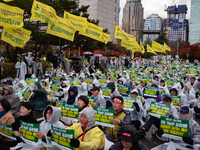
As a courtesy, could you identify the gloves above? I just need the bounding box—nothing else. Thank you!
[70,139,80,148]
[133,102,140,112]
[47,130,52,137]
[156,129,164,137]
[182,137,194,145]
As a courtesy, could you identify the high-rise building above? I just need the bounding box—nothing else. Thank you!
[189,0,200,45]
[163,5,189,42]
[143,14,163,42]
[122,0,144,42]
[78,0,120,43]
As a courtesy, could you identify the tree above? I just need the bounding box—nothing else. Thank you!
[155,31,169,45]
[0,0,112,62]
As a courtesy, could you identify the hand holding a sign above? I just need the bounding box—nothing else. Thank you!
[70,139,80,148]
[110,119,120,125]
[13,131,20,137]
[92,102,97,107]
[167,111,173,117]
[29,88,33,91]
[36,131,45,139]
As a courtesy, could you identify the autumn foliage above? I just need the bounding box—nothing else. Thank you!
[179,43,200,60]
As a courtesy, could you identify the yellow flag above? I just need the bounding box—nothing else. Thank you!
[114,25,129,40]
[0,2,24,28]
[164,43,171,52]
[140,40,145,54]
[3,0,14,2]
[2,27,31,48]
[79,22,103,42]
[131,50,135,59]
[147,44,157,55]
[30,0,57,25]
[121,39,137,50]
[127,34,136,41]
[46,16,76,42]
[99,33,110,44]
[152,41,166,54]
[64,11,87,33]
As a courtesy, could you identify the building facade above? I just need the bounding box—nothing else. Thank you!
[79,0,120,43]
[143,14,163,42]
[122,0,144,42]
[189,0,200,45]
[163,5,189,42]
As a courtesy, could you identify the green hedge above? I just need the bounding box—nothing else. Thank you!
[2,63,17,79]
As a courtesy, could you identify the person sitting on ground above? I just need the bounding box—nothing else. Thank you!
[67,107,105,150]
[42,78,53,103]
[29,82,48,111]
[109,124,148,150]
[15,80,28,102]
[37,106,65,149]
[1,85,20,119]
[142,96,178,134]
[106,96,131,143]
[91,86,106,108]
[0,99,15,142]
[64,86,79,105]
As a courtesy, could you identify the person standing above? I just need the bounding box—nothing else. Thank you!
[52,53,61,69]
[15,58,27,81]
[99,60,106,73]
[95,57,99,69]
[73,60,81,73]
[33,57,43,80]
[0,57,4,81]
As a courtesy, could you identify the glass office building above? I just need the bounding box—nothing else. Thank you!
[189,0,200,45]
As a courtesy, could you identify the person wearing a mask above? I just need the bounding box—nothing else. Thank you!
[67,107,105,150]
[64,86,79,105]
[13,78,20,93]
[15,58,27,81]
[29,82,48,111]
[53,65,63,76]
[33,57,43,80]
[142,96,178,134]
[156,106,200,147]
[37,106,65,149]
[106,96,131,143]
[91,86,106,108]
[159,80,170,95]
[77,73,88,96]
[0,85,20,119]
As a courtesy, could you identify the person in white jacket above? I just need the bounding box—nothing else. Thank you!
[159,79,170,95]
[183,83,197,108]
[37,106,65,149]
[78,73,88,96]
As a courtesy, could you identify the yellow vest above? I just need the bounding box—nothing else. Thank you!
[107,111,126,141]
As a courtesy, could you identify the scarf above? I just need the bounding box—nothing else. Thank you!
[0,110,7,119]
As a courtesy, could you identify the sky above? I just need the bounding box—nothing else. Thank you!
[119,0,191,26]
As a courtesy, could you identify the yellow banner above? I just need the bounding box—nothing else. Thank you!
[140,40,145,54]
[30,0,57,25]
[164,43,171,52]
[127,34,136,41]
[114,25,129,40]
[79,22,103,42]
[147,44,157,55]
[3,0,14,2]
[0,2,24,28]
[46,16,76,42]
[64,11,87,33]
[99,32,110,44]
[131,50,135,59]
[152,41,166,54]
[121,39,137,50]
[1,27,31,48]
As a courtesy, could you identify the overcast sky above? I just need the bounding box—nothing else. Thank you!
[119,0,191,26]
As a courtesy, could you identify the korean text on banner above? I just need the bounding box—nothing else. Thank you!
[152,41,166,54]
[149,101,171,118]
[25,78,36,84]
[144,86,158,97]
[163,94,181,107]
[122,97,136,111]
[114,25,129,40]
[79,22,103,42]
[160,116,189,140]
[22,87,33,101]
[30,0,57,25]
[99,32,111,44]
[62,103,79,121]
[64,11,87,33]
[1,27,31,48]
[46,16,76,42]
[147,44,157,55]
[0,2,24,28]
[93,107,114,127]
[99,87,112,97]
[51,125,74,150]
[21,121,40,146]
[0,123,16,140]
